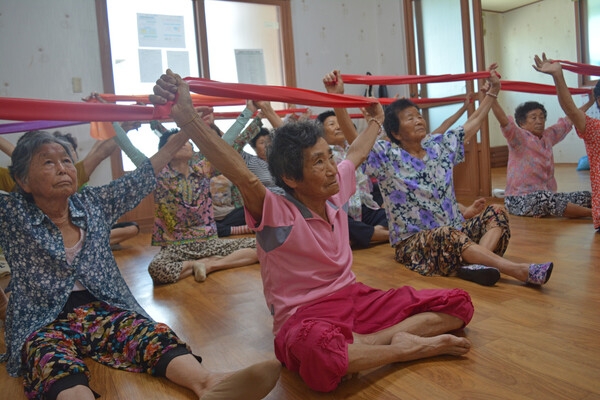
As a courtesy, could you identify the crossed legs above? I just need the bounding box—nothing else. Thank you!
[348,312,470,373]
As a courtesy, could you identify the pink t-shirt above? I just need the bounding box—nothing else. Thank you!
[502,116,572,196]
[246,160,357,335]
[576,115,600,229]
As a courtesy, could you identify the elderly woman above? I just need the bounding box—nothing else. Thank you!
[363,65,554,287]
[222,100,285,195]
[0,130,280,399]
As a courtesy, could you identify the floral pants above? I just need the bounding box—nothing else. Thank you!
[148,237,256,284]
[505,190,592,217]
[394,204,510,276]
[22,301,187,399]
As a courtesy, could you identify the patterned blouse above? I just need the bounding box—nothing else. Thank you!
[0,160,156,376]
[576,115,600,229]
[152,152,219,246]
[363,128,465,246]
[331,144,380,221]
[502,116,572,196]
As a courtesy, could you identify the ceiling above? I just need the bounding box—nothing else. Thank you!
[481,0,541,13]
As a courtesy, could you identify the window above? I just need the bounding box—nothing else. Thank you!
[577,0,600,86]
[96,0,295,174]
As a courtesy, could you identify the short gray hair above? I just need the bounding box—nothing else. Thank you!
[9,130,75,193]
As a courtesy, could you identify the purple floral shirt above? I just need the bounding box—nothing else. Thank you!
[152,152,219,246]
[363,128,465,246]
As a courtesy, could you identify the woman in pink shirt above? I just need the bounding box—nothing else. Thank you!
[534,53,600,233]
[487,87,593,220]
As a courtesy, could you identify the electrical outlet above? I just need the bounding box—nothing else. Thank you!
[72,77,82,93]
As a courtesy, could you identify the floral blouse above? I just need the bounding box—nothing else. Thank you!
[152,152,219,246]
[331,144,380,221]
[363,128,466,246]
[0,160,156,376]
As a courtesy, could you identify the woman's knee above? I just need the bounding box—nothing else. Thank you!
[283,320,350,392]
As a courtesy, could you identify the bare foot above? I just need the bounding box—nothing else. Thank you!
[192,262,207,282]
[200,360,281,400]
[389,331,471,362]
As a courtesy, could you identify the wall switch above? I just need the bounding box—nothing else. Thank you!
[72,77,82,93]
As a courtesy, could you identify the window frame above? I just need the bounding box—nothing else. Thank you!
[575,0,598,87]
[95,0,296,179]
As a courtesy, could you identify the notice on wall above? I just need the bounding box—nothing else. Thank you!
[139,49,162,83]
[137,13,186,48]
[235,49,267,85]
[167,51,190,78]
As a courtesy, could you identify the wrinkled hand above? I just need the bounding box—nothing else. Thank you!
[254,100,273,112]
[120,121,142,132]
[487,63,500,93]
[149,69,196,123]
[361,99,384,123]
[462,198,486,219]
[533,53,562,76]
[323,70,344,94]
[464,92,475,107]
[246,99,258,114]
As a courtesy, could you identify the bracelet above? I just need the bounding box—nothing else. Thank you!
[486,92,498,98]
[368,118,383,133]
[177,113,200,129]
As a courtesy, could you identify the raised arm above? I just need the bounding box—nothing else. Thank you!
[462,64,501,141]
[80,138,118,179]
[344,102,384,169]
[533,53,587,133]
[432,93,474,134]
[150,70,266,221]
[579,88,596,114]
[112,121,148,167]
[323,70,359,144]
[257,100,284,129]
[478,81,509,128]
[0,136,15,157]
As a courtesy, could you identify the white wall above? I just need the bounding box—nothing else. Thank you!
[290,0,409,116]
[483,0,589,163]
[0,0,110,185]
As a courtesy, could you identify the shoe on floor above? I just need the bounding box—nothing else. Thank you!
[193,263,207,282]
[526,262,553,285]
[201,359,282,400]
[457,264,501,286]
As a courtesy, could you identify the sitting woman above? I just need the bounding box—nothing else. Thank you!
[0,130,280,399]
[363,65,553,287]
[148,128,257,284]
[487,88,594,219]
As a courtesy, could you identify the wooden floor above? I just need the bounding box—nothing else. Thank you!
[1,165,599,399]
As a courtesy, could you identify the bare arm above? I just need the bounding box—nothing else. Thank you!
[148,126,192,175]
[256,100,284,128]
[80,138,118,178]
[432,93,474,134]
[0,136,15,157]
[478,81,509,128]
[323,70,359,144]
[462,64,501,142]
[533,53,587,133]
[344,102,385,168]
[150,70,266,222]
[579,88,596,114]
